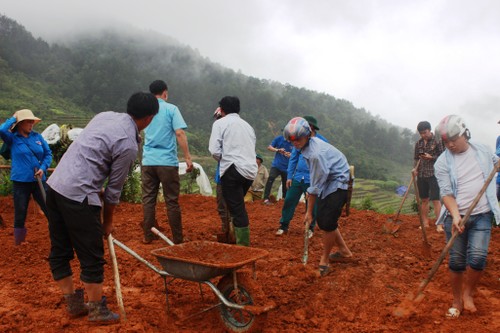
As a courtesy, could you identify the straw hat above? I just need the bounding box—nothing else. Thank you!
[11,109,41,130]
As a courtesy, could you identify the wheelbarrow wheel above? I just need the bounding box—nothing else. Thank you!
[217,272,268,333]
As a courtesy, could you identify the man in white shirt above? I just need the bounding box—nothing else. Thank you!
[209,96,257,246]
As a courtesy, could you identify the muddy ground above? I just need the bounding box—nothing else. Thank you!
[0,194,499,332]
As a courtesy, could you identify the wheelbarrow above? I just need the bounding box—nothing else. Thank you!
[110,228,274,332]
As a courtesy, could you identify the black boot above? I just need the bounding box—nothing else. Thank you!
[63,288,88,318]
[88,296,119,324]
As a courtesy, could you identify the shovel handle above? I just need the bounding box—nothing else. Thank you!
[35,175,46,204]
[394,160,420,220]
[412,172,428,244]
[414,159,500,300]
[107,234,127,321]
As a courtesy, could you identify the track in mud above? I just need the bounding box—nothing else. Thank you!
[0,194,499,332]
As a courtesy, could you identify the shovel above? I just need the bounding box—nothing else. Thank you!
[412,172,429,245]
[393,160,500,317]
[384,160,420,234]
[36,174,46,204]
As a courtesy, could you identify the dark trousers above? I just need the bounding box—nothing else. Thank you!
[142,166,183,243]
[263,167,287,200]
[13,181,49,228]
[221,165,253,228]
[46,187,106,284]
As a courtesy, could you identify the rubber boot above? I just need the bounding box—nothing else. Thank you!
[234,226,250,247]
[14,228,27,245]
[88,296,119,324]
[64,288,88,318]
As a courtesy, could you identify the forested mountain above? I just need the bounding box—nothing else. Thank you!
[0,14,416,181]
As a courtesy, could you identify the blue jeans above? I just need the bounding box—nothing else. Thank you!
[444,212,492,272]
[13,181,49,228]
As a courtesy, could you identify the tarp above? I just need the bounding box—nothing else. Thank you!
[395,185,407,197]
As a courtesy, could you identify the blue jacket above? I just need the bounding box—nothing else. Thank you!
[0,117,52,182]
[269,135,293,172]
[287,133,328,183]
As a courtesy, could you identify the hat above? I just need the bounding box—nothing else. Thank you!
[303,115,320,131]
[435,115,469,142]
[11,109,41,130]
[256,154,264,162]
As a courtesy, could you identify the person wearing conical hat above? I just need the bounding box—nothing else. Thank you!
[0,109,52,245]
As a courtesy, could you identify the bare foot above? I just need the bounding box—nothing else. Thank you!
[463,295,477,313]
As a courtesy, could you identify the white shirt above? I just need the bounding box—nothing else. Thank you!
[208,113,257,180]
[454,146,489,215]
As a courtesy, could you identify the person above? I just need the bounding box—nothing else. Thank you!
[141,80,193,244]
[45,92,159,323]
[0,109,52,245]
[262,132,293,204]
[212,108,231,243]
[244,154,269,202]
[276,115,327,238]
[283,117,353,276]
[496,119,500,201]
[434,115,500,318]
[412,121,445,231]
[209,96,257,246]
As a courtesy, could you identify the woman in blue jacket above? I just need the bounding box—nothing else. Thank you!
[0,109,52,245]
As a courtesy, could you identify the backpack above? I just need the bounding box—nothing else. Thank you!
[0,142,10,160]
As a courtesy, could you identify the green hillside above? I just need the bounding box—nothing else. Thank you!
[0,14,417,182]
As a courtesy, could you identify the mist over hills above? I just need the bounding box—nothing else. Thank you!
[0,14,415,181]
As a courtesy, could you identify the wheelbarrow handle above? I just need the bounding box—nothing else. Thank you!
[151,227,175,246]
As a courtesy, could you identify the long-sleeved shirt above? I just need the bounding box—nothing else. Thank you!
[47,112,140,206]
[208,113,257,180]
[269,135,293,172]
[435,142,500,225]
[300,137,350,199]
[496,135,500,185]
[287,133,327,183]
[250,164,269,192]
[0,117,52,182]
[414,134,444,178]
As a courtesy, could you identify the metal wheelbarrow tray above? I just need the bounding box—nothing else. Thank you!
[150,240,269,281]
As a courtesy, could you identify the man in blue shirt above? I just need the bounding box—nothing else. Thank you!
[496,120,500,201]
[263,133,292,204]
[46,92,159,323]
[276,116,327,238]
[141,80,193,244]
[283,117,353,277]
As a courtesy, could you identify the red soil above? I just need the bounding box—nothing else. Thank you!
[0,194,499,332]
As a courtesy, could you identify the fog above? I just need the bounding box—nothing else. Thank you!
[2,0,499,148]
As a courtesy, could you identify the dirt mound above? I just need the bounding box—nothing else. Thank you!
[0,194,499,332]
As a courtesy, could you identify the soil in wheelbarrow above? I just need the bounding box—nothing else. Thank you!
[0,194,499,332]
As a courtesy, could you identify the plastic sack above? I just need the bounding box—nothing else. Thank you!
[41,124,61,145]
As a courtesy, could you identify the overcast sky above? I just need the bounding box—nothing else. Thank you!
[2,0,499,148]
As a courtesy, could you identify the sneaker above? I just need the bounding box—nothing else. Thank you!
[275,229,286,236]
[307,230,314,239]
[263,199,271,205]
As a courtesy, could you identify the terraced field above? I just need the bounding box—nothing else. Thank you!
[351,178,417,215]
